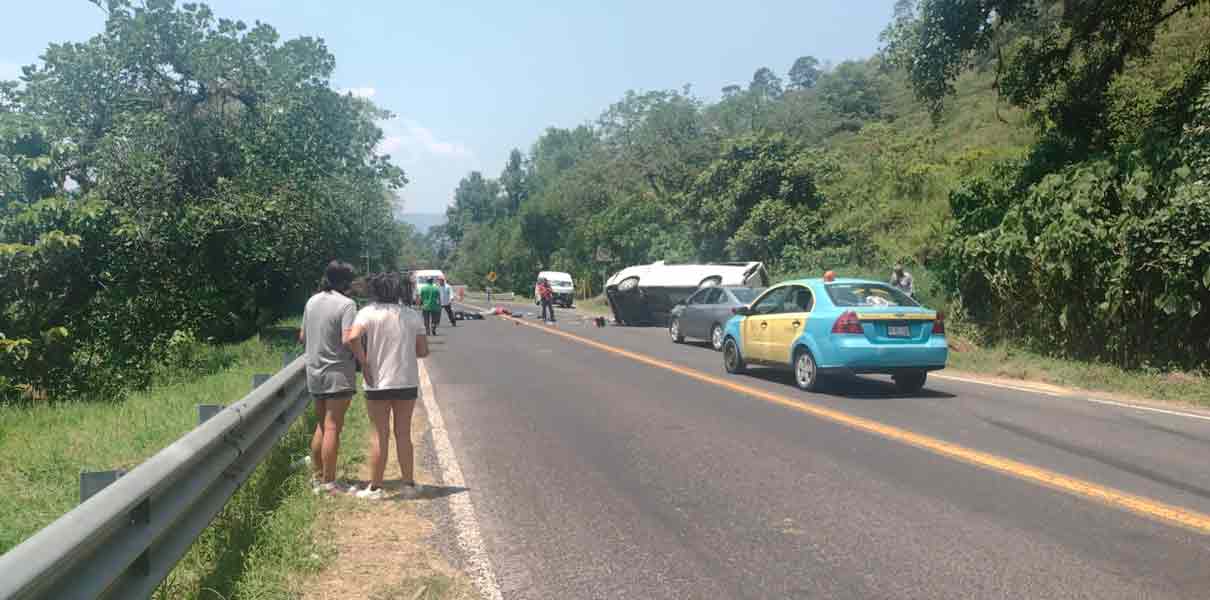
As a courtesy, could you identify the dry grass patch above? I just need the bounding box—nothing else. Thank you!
[300,405,477,600]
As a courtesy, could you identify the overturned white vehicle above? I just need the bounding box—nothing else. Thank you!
[605,261,768,325]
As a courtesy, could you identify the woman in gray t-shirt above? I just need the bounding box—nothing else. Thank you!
[299,260,357,494]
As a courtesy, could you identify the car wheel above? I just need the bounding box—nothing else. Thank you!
[893,371,928,394]
[723,338,746,374]
[793,348,821,392]
[710,324,724,351]
[617,276,640,292]
[670,318,685,343]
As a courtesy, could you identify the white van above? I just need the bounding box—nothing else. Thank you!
[410,269,446,302]
[536,271,575,308]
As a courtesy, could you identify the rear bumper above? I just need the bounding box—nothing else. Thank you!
[817,336,948,373]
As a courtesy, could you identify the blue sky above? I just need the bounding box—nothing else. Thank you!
[1,1,898,214]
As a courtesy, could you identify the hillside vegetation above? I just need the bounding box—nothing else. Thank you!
[435,0,1210,372]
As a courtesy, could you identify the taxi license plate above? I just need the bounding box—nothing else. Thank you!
[887,324,910,338]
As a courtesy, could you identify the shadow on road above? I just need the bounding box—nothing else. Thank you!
[386,482,469,502]
[739,368,955,401]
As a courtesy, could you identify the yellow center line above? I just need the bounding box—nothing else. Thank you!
[493,312,1210,536]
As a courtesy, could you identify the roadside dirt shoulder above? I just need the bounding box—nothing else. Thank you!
[300,404,478,600]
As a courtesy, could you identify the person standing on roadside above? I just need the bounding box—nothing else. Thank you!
[419,277,442,335]
[890,263,915,298]
[345,272,429,500]
[439,276,456,328]
[299,260,357,495]
[537,277,556,324]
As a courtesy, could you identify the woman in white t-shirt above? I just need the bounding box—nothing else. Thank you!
[344,272,429,499]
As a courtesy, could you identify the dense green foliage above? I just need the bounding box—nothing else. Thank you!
[890,0,1210,368]
[439,0,1210,371]
[0,1,406,401]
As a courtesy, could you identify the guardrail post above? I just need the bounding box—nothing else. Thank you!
[198,404,225,424]
[252,374,271,389]
[80,469,127,503]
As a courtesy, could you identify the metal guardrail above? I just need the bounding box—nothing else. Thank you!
[462,290,515,302]
[0,356,310,600]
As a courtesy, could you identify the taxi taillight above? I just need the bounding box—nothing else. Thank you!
[831,311,863,334]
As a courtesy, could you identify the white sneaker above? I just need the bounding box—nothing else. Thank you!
[313,481,350,496]
[356,486,387,500]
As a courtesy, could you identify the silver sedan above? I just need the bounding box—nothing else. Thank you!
[669,287,763,351]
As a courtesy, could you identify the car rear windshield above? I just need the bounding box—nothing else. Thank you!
[825,283,919,308]
[553,280,572,287]
[730,288,759,303]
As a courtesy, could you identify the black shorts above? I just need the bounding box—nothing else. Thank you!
[365,388,419,401]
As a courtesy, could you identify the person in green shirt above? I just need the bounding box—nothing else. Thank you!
[419,277,442,335]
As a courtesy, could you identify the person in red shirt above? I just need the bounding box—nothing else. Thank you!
[536,278,556,324]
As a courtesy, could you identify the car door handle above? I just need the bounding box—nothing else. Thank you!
[792,321,801,327]
[760,322,767,328]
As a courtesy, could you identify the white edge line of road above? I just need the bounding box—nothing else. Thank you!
[931,373,1210,423]
[418,359,505,600]
[460,299,1210,424]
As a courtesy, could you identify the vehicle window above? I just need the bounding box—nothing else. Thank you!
[730,288,759,303]
[781,286,813,312]
[705,288,724,304]
[750,287,790,315]
[687,289,709,305]
[825,283,919,307]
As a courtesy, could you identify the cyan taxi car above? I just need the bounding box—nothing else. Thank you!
[721,278,947,393]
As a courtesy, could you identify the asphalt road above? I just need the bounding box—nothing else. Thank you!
[423,301,1210,599]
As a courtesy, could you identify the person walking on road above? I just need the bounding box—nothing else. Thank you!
[419,277,442,335]
[299,260,357,495]
[890,263,915,298]
[345,272,429,500]
[537,277,556,324]
[439,277,456,328]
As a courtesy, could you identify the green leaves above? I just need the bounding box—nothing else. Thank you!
[0,1,405,401]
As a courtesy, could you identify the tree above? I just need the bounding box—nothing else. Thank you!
[817,60,889,122]
[500,148,528,215]
[1,0,404,399]
[685,133,832,263]
[788,56,822,90]
[881,0,1210,150]
[749,67,784,101]
[598,89,712,199]
[445,172,500,243]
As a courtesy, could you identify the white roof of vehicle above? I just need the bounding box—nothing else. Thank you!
[606,261,764,287]
[411,269,445,280]
[538,271,572,279]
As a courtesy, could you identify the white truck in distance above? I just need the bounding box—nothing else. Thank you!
[536,271,575,308]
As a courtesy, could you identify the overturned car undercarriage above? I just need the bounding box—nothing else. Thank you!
[605,261,768,326]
